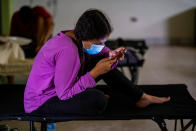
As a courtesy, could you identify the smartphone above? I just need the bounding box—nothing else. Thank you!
[110,51,123,60]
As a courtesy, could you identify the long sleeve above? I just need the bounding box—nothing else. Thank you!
[54,48,96,100]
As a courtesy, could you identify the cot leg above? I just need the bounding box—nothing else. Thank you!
[41,122,47,131]
[192,123,195,131]
[180,119,184,129]
[128,66,139,85]
[152,117,168,131]
[29,121,36,131]
[174,119,185,131]
[174,119,177,131]
[181,119,195,131]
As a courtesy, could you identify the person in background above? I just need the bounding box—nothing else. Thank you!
[10,5,54,58]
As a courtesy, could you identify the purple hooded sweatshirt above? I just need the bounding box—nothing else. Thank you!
[24,31,116,113]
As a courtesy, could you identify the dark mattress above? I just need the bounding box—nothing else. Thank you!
[0,84,196,122]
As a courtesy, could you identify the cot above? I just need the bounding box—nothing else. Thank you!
[0,84,195,131]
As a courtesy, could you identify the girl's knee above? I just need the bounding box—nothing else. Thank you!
[84,89,108,114]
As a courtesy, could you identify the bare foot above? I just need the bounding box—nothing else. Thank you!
[136,93,171,108]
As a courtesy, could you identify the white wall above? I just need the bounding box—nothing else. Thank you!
[13,0,196,44]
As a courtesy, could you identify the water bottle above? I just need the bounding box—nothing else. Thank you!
[47,123,56,131]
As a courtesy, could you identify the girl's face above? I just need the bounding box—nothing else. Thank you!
[82,35,110,49]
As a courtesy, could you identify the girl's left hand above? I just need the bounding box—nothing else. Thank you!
[109,47,127,61]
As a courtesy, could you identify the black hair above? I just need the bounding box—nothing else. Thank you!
[74,9,112,76]
[74,9,112,41]
[19,6,34,24]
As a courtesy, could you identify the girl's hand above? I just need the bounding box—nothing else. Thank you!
[109,47,127,61]
[90,58,117,79]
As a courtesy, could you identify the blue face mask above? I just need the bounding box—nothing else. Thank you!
[83,38,107,55]
[83,44,105,55]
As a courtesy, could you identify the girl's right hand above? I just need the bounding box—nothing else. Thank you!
[89,58,117,79]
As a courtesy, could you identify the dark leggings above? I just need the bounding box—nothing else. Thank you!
[31,69,143,115]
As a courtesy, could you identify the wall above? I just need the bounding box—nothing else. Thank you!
[13,0,196,44]
[167,8,195,45]
[0,0,14,35]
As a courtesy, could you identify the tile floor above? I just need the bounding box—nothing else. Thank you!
[0,44,196,131]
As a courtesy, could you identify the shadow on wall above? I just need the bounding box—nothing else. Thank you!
[167,7,196,46]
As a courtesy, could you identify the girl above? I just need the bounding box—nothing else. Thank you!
[24,9,170,115]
